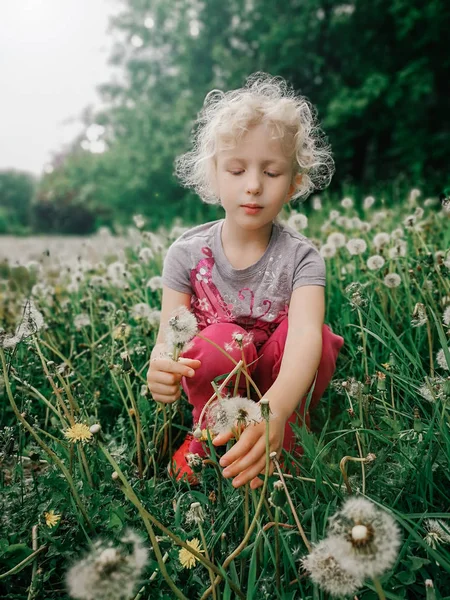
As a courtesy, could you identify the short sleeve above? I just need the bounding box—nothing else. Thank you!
[292,243,326,289]
[161,240,192,294]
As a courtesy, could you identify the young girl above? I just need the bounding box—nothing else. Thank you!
[147,73,344,490]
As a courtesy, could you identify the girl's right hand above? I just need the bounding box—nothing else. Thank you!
[146,356,201,403]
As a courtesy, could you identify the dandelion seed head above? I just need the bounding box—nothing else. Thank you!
[373,232,390,248]
[424,519,450,548]
[363,196,375,210]
[66,530,148,600]
[302,537,364,597]
[320,243,336,258]
[383,273,402,288]
[346,238,367,255]
[328,497,401,579]
[287,212,308,230]
[327,232,346,248]
[341,197,354,209]
[367,255,385,271]
[436,348,450,371]
[207,396,262,435]
[146,275,163,290]
[138,247,154,263]
[443,305,450,326]
[312,195,322,210]
[74,313,91,330]
[165,306,198,349]
[411,303,428,328]
[329,210,340,221]
[391,227,404,239]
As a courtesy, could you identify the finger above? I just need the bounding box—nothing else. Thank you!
[231,456,266,488]
[150,392,180,404]
[178,357,202,370]
[250,477,264,490]
[222,438,265,478]
[153,357,196,378]
[150,371,182,386]
[148,382,179,396]
[212,431,234,446]
[219,426,261,466]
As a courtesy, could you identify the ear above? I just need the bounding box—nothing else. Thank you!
[286,173,303,202]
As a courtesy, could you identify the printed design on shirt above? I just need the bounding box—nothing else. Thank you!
[190,246,289,347]
[263,255,291,295]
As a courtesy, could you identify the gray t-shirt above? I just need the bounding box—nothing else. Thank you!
[162,219,325,348]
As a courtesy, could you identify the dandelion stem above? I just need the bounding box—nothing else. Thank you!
[270,454,311,552]
[426,317,434,377]
[198,521,217,600]
[274,506,281,591]
[26,524,39,600]
[373,576,387,600]
[124,373,144,478]
[356,308,369,380]
[0,348,93,529]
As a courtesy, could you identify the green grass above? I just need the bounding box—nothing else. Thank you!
[0,190,449,599]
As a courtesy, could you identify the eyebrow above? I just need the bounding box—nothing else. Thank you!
[223,158,287,167]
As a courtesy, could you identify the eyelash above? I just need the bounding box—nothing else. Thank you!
[230,171,279,178]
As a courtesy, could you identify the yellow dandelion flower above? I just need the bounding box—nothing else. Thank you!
[179,538,204,569]
[63,423,93,444]
[200,428,213,442]
[44,510,61,528]
[381,362,391,370]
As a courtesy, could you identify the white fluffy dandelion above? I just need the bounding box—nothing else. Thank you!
[138,247,154,263]
[66,530,148,600]
[287,212,308,230]
[329,210,340,221]
[373,232,390,249]
[383,273,402,288]
[131,303,152,321]
[165,306,198,352]
[388,242,407,259]
[207,396,262,436]
[443,305,450,327]
[391,227,404,239]
[436,348,450,371]
[367,255,385,271]
[327,232,346,248]
[327,497,401,579]
[320,244,337,259]
[341,197,354,209]
[424,519,450,548]
[302,537,363,597]
[346,238,367,255]
[74,313,91,331]
[146,276,163,291]
[363,196,375,210]
[312,195,322,210]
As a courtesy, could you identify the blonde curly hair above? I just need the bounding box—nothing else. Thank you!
[174,72,334,204]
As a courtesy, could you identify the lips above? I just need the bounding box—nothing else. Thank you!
[241,204,263,208]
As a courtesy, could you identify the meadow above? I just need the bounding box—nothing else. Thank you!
[1,189,449,600]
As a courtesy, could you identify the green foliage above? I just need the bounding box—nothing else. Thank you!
[7,0,446,235]
[0,170,36,234]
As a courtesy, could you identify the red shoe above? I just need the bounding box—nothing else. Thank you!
[167,435,200,485]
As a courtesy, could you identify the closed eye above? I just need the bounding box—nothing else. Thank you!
[229,171,280,177]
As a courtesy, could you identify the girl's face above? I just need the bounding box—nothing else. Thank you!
[213,123,299,233]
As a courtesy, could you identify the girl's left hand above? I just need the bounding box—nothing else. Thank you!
[212,414,287,489]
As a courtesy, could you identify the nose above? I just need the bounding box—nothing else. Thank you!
[245,172,262,196]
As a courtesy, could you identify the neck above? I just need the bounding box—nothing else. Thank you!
[221,218,274,250]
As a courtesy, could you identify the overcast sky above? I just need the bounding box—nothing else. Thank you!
[0,0,121,176]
